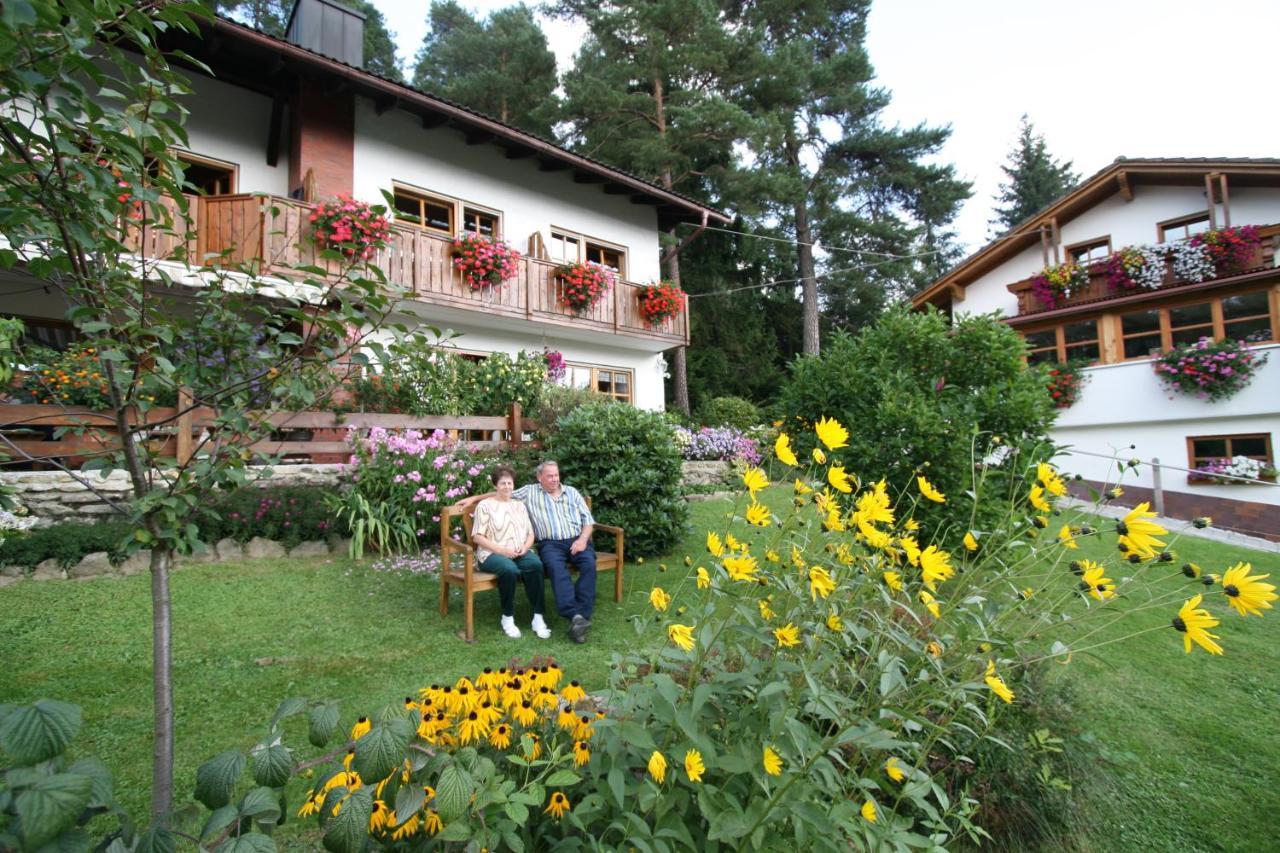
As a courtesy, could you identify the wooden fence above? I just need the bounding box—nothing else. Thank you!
[0,401,538,469]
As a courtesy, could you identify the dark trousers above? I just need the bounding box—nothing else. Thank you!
[479,552,546,618]
[536,538,597,620]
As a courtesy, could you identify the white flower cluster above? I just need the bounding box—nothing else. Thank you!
[1166,241,1216,283]
[1217,455,1264,479]
[1131,245,1171,289]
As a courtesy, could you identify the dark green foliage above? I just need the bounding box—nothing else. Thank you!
[694,395,761,430]
[989,115,1080,234]
[532,383,608,435]
[546,402,687,555]
[199,486,337,548]
[412,2,559,136]
[777,308,1056,538]
[0,520,133,568]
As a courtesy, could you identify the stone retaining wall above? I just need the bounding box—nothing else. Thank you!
[681,460,733,486]
[0,464,345,525]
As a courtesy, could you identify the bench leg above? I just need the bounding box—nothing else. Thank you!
[614,536,624,602]
[463,587,475,643]
[439,576,449,616]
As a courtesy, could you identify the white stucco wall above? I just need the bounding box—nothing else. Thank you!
[350,99,662,283]
[177,72,291,197]
[1051,344,1280,506]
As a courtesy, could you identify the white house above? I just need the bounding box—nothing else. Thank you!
[0,0,728,412]
[914,158,1280,540]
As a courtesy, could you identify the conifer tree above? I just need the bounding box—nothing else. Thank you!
[989,114,1079,233]
[412,2,559,137]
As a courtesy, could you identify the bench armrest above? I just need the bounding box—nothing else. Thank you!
[593,523,624,537]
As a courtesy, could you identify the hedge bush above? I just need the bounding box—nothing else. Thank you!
[546,401,687,555]
[199,486,337,548]
[0,520,133,568]
[695,395,761,429]
[776,307,1056,539]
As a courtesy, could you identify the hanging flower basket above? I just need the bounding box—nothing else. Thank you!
[555,261,615,313]
[1105,246,1166,292]
[637,281,686,325]
[1030,261,1090,308]
[1152,336,1267,402]
[309,195,391,261]
[451,233,522,291]
[1190,226,1261,275]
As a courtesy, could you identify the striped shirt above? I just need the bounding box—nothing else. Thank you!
[512,484,594,541]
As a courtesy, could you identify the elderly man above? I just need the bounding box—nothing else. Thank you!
[511,460,597,643]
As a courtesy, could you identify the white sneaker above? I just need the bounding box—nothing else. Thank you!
[531,614,551,640]
[500,615,522,638]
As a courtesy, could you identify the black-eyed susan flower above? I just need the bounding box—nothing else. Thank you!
[746,502,771,527]
[1193,516,1212,529]
[1080,563,1115,601]
[774,623,800,648]
[668,623,695,651]
[544,791,570,819]
[920,546,954,591]
[512,700,537,728]
[861,799,878,823]
[1221,563,1276,617]
[1182,562,1201,579]
[684,748,706,782]
[457,711,488,744]
[1036,462,1068,496]
[774,432,798,466]
[648,750,667,783]
[724,554,759,582]
[574,714,594,741]
[649,586,671,612]
[917,475,945,503]
[422,810,442,835]
[369,800,391,833]
[809,565,836,600]
[763,746,783,776]
[741,466,768,498]
[487,724,511,750]
[815,416,849,451]
[1172,595,1222,655]
[984,660,1015,703]
[1117,502,1167,559]
[884,757,907,782]
[556,706,577,731]
[390,813,420,839]
[573,740,591,767]
[561,680,587,703]
[350,716,371,740]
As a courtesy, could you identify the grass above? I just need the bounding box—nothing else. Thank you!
[0,491,1275,850]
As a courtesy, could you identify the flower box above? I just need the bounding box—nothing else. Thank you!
[451,233,522,291]
[309,195,391,261]
[1152,337,1267,402]
[555,262,615,313]
[637,281,686,325]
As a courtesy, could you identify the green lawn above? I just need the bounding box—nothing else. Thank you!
[0,491,1275,850]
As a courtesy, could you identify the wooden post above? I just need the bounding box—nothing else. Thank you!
[1219,174,1231,227]
[1204,174,1218,230]
[509,401,523,447]
[176,387,193,466]
[1151,457,1164,517]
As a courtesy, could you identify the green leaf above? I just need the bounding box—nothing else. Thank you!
[30,826,90,852]
[434,764,473,823]
[0,700,81,766]
[64,757,112,809]
[543,769,581,787]
[194,749,246,810]
[436,819,472,842]
[217,832,278,852]
[133,827,177,853]
[352,718,412,782]
[251,745,292,789]
[270,697,307,727]
[504,800,529,823]
[393,784,425,825]
[321,787,371,853]
[239,786,282,824]
[308,702,340,748]
[502,829,525,853]
[14,772,93,849]
[607,766,625,809]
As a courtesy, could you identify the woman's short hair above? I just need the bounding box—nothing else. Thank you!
[490,464,517,486]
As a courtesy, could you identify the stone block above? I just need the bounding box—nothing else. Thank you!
[69,551,113,579]
[32,559,64,580]
[681,461,733,486]
[215,538,244,562]
[1,564,25,577]
[0,575,22,587]
[289,540,330,558]
[180,541,215,564]
[327,537,352,556]
[118,550,152,576]
[245,537,287,560]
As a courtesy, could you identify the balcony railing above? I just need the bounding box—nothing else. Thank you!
[1007,224,1280,315]
[128,194,688,346]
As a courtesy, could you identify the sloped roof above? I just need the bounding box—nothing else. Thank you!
[912,157,1280,308]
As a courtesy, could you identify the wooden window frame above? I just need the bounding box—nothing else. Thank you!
[1157,211,1211,243]
[549,226,628,279]
[560,360,634,404]
[1186,433,1274,483]
[1020,317,1102,365]
[461,204,502,240]
[174,150,238,195]
[1065,235,1111,265]
[391,183,504,239]
[1113,285,1280,362]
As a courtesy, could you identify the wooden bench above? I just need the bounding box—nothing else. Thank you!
[439,494,625,641]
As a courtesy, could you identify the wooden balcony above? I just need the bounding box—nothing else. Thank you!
[1008,224,1280,316]
[129,194,688,347]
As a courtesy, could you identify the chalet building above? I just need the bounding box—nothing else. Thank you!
[0,0,727,410]
[913,158,1280,539]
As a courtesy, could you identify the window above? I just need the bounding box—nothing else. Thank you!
[1115,286,1277,360]
[462,207,499,239]
[176,153,236,196]
[1020,319,1099,364]
[549,228,628,278]
[1159,212,1211,243]
[1066,236,1111,265]
[1119,308,1162,359]
[1187,433,1273,476]
[393,187,454,234]
[2,314,75,351]
[560,362,633,404]
[1168,300,1214,347]
[1221,289,1274,343]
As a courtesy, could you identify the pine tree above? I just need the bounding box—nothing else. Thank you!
[989,114,1079,233]
[411,2,559,137]
[727,0,969,354]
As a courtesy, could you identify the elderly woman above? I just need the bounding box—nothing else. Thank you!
[470,465,550,639]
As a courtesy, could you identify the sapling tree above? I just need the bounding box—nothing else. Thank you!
[0,0,407,818]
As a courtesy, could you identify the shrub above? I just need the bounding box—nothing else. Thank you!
[547,401,686,555]
[533,383,608,435]
[351,334,475,416]
[776,308,1056,540]
[1152,336,1267,402]
[15,344,113,407]
[199,486,337,548]
[695,395,761,430]
[0,519,133,568]
[460,350,548,416]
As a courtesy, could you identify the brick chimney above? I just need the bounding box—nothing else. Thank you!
[285,0,365,68]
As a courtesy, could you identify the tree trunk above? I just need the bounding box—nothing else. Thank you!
[664,226,690,416]
[795,202,820,355]
[149,541,175,819]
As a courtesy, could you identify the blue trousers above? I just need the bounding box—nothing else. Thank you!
[536,538,597,620]
[479,552,546,617]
